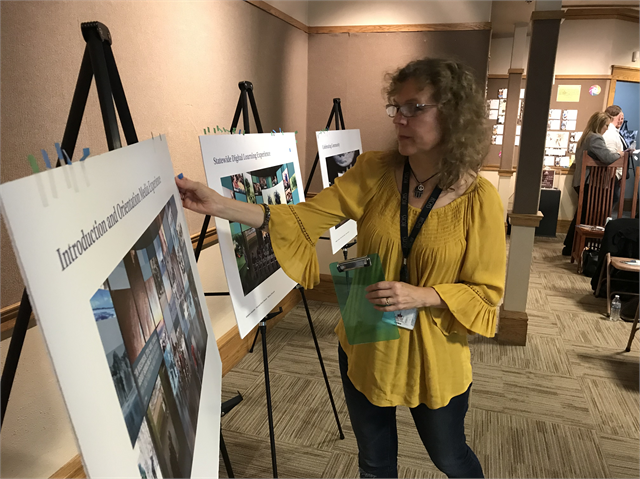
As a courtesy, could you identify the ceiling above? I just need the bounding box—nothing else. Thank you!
[491,0,640,38]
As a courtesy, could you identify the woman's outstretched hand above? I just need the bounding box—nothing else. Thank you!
[175,174,265,228]
[175,175,220,216]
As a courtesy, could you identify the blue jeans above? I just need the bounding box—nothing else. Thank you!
[339,345,483,478]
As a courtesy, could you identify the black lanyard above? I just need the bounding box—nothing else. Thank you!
[400,159,441,283]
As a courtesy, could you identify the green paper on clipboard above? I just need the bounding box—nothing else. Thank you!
[329,254,400,345]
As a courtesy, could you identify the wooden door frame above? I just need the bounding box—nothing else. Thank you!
[607,65,640,106]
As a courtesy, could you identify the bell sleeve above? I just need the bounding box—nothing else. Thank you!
[268,152,386,289]
[432,179,506,337]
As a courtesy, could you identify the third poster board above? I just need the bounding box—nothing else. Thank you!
[316,129,362,253]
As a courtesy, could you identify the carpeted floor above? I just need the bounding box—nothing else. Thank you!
[219,237,639,478]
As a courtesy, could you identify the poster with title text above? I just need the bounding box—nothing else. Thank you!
[199,133,304,338]
[0,138,222,479]
[316,129,362,254]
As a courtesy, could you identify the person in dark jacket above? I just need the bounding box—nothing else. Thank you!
[563,112,623,255]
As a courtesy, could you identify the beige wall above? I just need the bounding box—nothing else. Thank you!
[0,0,308,309]
[489,19,640,75]
[307,0,492,26]
[305,29,491,192]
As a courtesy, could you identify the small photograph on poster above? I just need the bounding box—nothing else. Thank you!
[325,150,359,187]
[491,135,503,145]
[561,120,576,131]
[570,132,583,143]
[515,136,520,146]
[544,156,555,167]
[516,125,521,135]
[488,110,499,120]
[220,162,301,295]
[497,115,505,124]
[520,88,525,99]
[91,196,208,479]
[489,99,500,110]
[549,109,562,120]
[546,131,570,149]
[498,88,508,99]
[548,119,561,131]
[569,143,577,154]
[498,99,507,115]
[562,110,578,121]
[492,125,504,135]
[559,156,571,167]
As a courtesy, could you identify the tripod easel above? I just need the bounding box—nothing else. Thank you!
[0,21,237,478]
[194,82,344,478]
[303,98,358,260]
[1,22,138,429]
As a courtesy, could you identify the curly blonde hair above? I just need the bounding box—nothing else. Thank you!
[385,58,489,190]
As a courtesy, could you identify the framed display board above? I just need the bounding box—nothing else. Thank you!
[0,138,222,478]
[316,129,362,253]
[199,133,304,339]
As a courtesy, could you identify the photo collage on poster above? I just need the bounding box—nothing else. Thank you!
[90,196,208,479]
[486,87,525,150]
[545,108,579,167]
[324,149,360,229]
[220,162,300,296]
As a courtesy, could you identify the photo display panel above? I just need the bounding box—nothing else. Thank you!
[316,129,362,254]
[0,137,222,479]
[199,133,305,338]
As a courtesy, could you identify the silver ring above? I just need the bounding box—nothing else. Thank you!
[385,297,390,306]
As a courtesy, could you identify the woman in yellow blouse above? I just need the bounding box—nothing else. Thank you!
[177,58,505,478]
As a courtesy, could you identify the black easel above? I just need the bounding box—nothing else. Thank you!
[303,98,358,258]
[1,22,138,428]
[304,98,345,197]
[0,21,237,478]
[195,82,344,477]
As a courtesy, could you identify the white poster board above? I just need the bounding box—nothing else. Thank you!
[0,138,222,479]
[199,133,304,338]
[316,129,362,254]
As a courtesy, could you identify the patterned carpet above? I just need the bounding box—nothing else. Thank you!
[219,237,639,478]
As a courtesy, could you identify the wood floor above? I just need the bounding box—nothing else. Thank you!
[219,237,640,478]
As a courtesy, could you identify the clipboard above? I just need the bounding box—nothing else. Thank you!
[329,254,400,345]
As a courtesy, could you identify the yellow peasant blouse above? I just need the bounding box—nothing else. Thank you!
[269,151,506,409]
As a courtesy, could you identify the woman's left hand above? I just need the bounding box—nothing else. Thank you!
[365,281,439,311]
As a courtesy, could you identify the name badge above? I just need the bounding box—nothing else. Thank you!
[393,308,417,330]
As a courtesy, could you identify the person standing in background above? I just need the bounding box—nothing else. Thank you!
[603,105,628,209]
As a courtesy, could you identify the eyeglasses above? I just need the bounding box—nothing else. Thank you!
[386,103,437,118]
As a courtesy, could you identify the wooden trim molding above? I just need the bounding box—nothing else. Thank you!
[531,11,564,21]
[244,0,491,35]
[307,22,492,34]
[608,65,640,107]
[508,211,544,228]
[507,68,524,75]
[244,0,309,33]
[498,169,515,177]
[190,226,218,251]
[488,74,612,80]
[563,7,639,23]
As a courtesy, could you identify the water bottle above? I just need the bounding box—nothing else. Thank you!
[610,295,622,321]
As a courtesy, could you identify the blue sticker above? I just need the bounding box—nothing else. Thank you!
[79,148,90,161]
[41,149,51,169]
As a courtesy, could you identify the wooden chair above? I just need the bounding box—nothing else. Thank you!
[571,151,628,272]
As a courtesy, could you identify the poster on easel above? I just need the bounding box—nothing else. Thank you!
[0,137,222,479]
[316,129,362,254]
[199,132,304,338]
